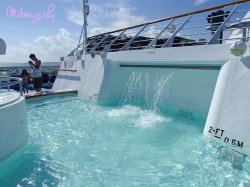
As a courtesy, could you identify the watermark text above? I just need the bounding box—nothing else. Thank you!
[6,4,55,24]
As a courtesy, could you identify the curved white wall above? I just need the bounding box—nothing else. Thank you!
[53,43,236,113]
[204,53,250,154]
[0,38,6,55]
[0,96,28,160]
[53,54,105,98]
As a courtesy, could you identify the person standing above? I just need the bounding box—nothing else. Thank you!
[28,54,42,92]
[21,69,29,93]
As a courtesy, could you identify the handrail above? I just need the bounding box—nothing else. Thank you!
[0,69,11,72]
[58,69,77,72]
[90,0,249,38]
[66,0,250,58]
[0,76,23,96]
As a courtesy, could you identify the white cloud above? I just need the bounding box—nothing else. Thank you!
[67,8,83,26]
[66,0,147,36]
[145,25,174,39]
[193,0,211,6]
[2,28,77,62]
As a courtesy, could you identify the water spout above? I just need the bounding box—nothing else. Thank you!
[120,71,174,111]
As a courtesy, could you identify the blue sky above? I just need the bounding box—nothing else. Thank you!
[0,0,248,62]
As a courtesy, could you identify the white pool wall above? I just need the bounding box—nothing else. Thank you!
[0,96,28,160]
[53,43,237,113]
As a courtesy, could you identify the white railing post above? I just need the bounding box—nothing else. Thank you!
[146,19,175,49]
[120,24,148,51]
[207,5,238,45]
[89,34,109,53]
[83,0,89,54]
[162,16,192,48]
[103,30,127,52]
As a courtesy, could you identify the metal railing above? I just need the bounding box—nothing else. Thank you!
[0,76,23,96]
[67,0,250,58]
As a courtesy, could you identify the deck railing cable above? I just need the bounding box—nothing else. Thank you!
[67,0,250,57]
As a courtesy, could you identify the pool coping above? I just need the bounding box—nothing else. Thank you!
[24,89,78,99]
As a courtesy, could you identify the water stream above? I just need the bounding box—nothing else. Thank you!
[120,71,174,112]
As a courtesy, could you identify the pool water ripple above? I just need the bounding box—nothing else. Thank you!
[0,95,250,186]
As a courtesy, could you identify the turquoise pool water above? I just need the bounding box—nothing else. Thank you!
[0,94,250,186]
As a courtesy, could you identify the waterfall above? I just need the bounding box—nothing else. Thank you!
[120,71,174,111]
[151,72,173,111]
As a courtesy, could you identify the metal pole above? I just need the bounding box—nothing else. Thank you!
[83,0,89,54]
[20,80,23,96]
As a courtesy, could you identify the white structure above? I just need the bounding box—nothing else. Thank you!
[0,38,6,55]
[0,38,28,160]
[0,90,28,160]
[54,1,250,156]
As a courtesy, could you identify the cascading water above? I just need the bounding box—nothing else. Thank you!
[120,71,174,111]
[151,72,173,111]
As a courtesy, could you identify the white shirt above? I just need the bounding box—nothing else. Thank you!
[32,61,42,78]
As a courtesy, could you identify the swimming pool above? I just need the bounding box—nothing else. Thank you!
[0,94,250,186]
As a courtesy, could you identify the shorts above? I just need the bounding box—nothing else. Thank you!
[33,77,42,89]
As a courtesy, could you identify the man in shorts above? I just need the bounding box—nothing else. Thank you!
[28,54,42,92]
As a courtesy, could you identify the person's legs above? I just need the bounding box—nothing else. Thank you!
[37,77,42,92]
[22,86,25,94]
[25,85,28,93]
[34,77,42,92]
[33,78,37,92]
